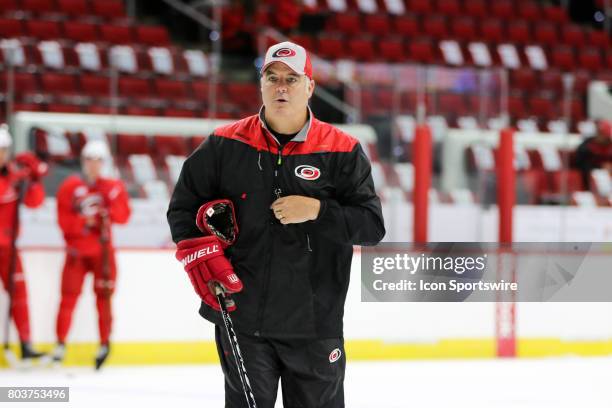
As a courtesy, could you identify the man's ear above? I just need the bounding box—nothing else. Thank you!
[307,79,315,97]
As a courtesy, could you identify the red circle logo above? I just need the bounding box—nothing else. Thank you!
[329,348,341,363]
[273,48,296,58]
[295,165,321,181]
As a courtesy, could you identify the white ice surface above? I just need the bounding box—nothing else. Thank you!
[1,357,611,407]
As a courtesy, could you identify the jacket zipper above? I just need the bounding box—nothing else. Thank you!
[255,142,284,336]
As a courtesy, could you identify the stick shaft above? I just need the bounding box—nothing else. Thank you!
[215,288,257,408]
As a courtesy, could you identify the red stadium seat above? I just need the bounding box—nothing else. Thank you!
[48,104,82,113]
[562,24,585,47]
[79,75,111,97]
[528,93,556,120]
[87,106,113,114]
[393,15,419,37]
[22,0,56,14]
[438,93,466,116]
[154,79,189,101]
[588,29,610,49]
[518,1,541,21]
[347,37,375,61]
[490,0,514,18]
[118,77,152,98]
[570,100,585,122]
[540,69,563,92]
[63,22,99,43]
[360,88,376,116]
[480,19,504,44]
[41,73,79,95]
[376,88,394,112]
[451,17,477,42]
[542,5,569,24]
[57,0,90,18]
[0,72,39,98]
[116,134,149,156]
[534,23,558,46]
[437,0,461,15]
[91,0,127,20]
[379,38,406,62]
[507,21,531,44]
[0,18,24,38]
[550,169,584,196]
[423,15,448,39]
[135,26,171,46]
[164,108,197,118]
[578,48,603,71]
[224,82,259,109]
[25,20,61,40]
[13,103,44,113]
[550,46,576,71]
[510,68,537,90]
[191,82,209,100]
[408,0,433,13]
[508,92,526,118]
[100,24,134,44]
[573,70,591,93]
[364,14,390,36]
[332,13,361,35]
[152,135,189,158]
[408,37,437,64]
[316,36,344,59]
[464,0,487,18]
[0,0,19,14]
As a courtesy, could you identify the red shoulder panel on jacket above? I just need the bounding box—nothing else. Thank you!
[211,114,360,155]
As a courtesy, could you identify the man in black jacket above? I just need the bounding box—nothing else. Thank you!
[167,41,385,408]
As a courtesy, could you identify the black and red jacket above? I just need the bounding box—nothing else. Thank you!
[167,110,385,338]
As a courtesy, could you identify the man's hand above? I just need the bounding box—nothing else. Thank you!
[270,195,320,225]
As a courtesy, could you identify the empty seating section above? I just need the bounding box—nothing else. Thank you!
[30,127,209,199]
[276,0,610,129]
[2,1,611,205]
[0,0,262,121]
[2,0,610,125]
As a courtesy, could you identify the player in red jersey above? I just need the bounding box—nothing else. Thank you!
[0,124,48,362]
[52,140,131,369]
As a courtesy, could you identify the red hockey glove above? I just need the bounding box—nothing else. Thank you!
[196,199,239,247]
[176,198,241,310]
[13,152,48,182]
[175,236,242,311]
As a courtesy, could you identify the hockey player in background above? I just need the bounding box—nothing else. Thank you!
[52,140,131,369]
[0,124,48,362]
[168,42,385,407]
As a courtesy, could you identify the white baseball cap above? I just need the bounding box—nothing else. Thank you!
[0,124,12,148]
[261,41,313,79]
[81,140,110,159]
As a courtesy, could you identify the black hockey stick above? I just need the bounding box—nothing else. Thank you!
[214,283,257,408]
[3,179,25,367]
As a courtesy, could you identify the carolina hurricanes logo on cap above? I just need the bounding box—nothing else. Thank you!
[295,165,320,181]
[329,348,341,363]
[273,48,296,58]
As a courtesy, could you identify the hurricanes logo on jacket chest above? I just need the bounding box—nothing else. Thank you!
[294,165,320,181]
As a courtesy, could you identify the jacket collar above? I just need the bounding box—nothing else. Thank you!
[258,105,313,144]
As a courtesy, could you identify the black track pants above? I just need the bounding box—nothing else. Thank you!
[215,325,345,408]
